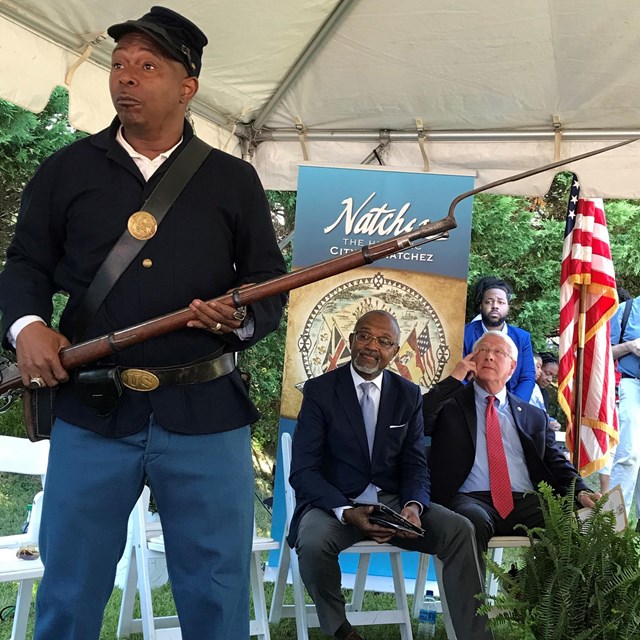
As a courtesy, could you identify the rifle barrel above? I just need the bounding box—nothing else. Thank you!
[0,217,454,394]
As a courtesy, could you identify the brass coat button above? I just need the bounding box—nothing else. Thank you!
[142,258,153,268]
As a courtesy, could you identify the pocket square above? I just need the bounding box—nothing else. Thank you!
[389,423,406,429]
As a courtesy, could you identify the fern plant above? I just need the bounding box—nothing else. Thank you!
[479,482,640,640]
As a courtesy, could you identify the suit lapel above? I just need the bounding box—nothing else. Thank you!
[335,365,370,459]
[372,370,395,459]
[508,393,537,449]
[509,394,523,427]
[459,384,479,447]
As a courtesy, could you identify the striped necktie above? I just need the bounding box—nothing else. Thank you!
[359,382,376,457]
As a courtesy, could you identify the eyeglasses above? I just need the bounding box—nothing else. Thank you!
[475,346,514,361]
[353,330,397,350]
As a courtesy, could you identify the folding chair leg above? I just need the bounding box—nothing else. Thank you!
[134,536,157,640]
[412,553,430,618]
[487,547,503,597]
[289,549,311,640]
[117,545,139,639]
[10,577,35,640]
[389,552,412,640]
[349,553,371,612]
[269,543,290,624]
[250,551,271,640]
[434,557,457,640]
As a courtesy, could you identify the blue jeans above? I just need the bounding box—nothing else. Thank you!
[610,377,640,516]
[35,417,254,640]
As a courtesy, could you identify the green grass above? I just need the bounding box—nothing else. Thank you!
[0,578,455,640]
[2,474,453,639]
[1,577,530,639]
[0,471,528,640]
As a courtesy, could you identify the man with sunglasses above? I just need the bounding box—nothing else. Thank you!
[289,310,492,640]
[424,331,598,571]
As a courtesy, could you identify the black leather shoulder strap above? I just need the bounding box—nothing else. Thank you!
[73,136,212,341]
[619,299,633,344]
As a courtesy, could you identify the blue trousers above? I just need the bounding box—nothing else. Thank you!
[611,377,640,516]
[34,417,254,640]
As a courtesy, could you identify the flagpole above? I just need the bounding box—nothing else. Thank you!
[571,284,588,468]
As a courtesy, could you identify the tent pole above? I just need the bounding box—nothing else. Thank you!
[252,0,356,131]
[255,128,640,144]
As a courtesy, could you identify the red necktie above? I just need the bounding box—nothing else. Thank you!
[485,395,514,519]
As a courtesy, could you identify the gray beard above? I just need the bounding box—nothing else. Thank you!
[353,359,380,376]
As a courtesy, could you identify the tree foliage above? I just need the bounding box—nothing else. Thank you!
[0,88,85,258]
[470,174,640,350]
[237,191,294,456]
[468,191,565,349]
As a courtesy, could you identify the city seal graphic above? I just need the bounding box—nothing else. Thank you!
[297,272,449,391]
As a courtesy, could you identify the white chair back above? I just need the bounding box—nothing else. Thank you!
[0,434,49,485]
[280,432,296,531]
[0,435,50,640]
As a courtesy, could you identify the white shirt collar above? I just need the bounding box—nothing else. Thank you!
[116,126,182,181]
[473,380,508,405]
[481,320,508,335]
[350,364,384,392]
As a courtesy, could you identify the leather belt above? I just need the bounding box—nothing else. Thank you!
[120,353,235,392]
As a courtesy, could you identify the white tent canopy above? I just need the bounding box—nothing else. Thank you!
[2,0,640,197]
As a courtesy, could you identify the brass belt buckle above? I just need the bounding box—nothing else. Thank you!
[121,369,160,392]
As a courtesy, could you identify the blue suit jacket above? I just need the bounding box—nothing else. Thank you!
[425,382,588,507]
[463,320,536,402]
[288,364,428,546]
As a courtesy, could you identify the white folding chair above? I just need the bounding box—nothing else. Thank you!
[484,535,531,597]
[0,435,50,640]
[117,486,279,640]
[412,534,530,639]
[269,432,413,640]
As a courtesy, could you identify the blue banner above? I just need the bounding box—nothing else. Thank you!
[269,164,475,585]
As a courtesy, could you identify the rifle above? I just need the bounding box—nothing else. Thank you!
[0,136,636,397]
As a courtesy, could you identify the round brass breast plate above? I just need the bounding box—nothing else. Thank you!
[127,211,158,241]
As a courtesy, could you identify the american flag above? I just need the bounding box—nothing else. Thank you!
[557,175,619,475]
[406,328,426,375]
[417,323,436,377]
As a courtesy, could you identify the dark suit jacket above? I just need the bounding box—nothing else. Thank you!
[424,381,588,508]
[0,118,286,437]
[288,364,428,546]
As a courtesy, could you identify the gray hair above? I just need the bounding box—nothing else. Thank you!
[473,330,519,362]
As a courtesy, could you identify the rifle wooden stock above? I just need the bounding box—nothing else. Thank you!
[0,217,455,394]
[2,134,637,396]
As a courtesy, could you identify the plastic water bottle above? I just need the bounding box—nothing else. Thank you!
[416,589,437,638]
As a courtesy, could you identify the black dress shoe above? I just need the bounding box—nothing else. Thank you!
[342,631,365,640]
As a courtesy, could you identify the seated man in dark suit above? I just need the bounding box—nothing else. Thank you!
[425,330,600,572]
[289,310,492,640]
